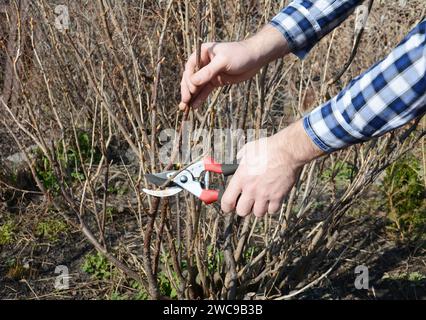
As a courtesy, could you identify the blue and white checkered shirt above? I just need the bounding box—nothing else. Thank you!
[270,0,426,153]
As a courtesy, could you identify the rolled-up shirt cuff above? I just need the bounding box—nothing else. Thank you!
[270,3,320,59]
[303,115,334,153]
[270,0,362,59]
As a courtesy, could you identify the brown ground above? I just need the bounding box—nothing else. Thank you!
[1,198,425,300]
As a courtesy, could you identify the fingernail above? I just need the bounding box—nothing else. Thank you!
[179,102,186,110]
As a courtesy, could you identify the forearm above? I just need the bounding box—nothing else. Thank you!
[274,20,425,163]
[275,119,325,167]
[270,0,362,59]
[304,19,426,153]
[241,0,363,66]
[242,25,292,66]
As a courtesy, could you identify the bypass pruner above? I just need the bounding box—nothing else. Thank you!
[142,157,238,204]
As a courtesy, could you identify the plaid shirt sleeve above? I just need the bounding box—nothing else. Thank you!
[304,20,426,153]
[270,0,362,59]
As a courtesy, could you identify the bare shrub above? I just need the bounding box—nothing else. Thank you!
[0,0,424,299]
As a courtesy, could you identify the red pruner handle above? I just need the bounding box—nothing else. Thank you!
[199,189,224,205]
[203,157,222,173]
[199,189,219,204]
[204,157,238,176]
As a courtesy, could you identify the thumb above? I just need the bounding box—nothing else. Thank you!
[190,55,226,86]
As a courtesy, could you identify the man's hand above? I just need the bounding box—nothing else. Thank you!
[221,120,325,217]
[179,25,290,110]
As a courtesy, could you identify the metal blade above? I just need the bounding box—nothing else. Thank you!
[142,187,182,198]
[145,170,177,187]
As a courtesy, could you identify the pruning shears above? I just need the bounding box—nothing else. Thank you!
[142,157,238,204]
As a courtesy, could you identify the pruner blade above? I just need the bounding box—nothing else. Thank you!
[142,186,182,198]
[145,171,177,187]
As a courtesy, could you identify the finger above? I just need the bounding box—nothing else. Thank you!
[235,193,255,217]
[187,43,213,70]
[180,78,191,106]
[185,44,212,83]
[210,74,231,87]
[209,68,259,88]
[180,46,212,110]
[190,55,226,87]
[184,70,198,95]
[191,83,215,109]
[184,52,197,76]
[253,200,268,218]
[183,52,200,95]
[267,201,282,215]
[221,176,242,213]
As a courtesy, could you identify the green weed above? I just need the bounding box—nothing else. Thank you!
[381,155,425,241]
[321,160,357,186]
[130,280,149,300]
[34,132,101,193]
[110,292,129,300]
[82,252,113,280]
[35,218,68,243]
[158,271,178,299]
[0,221,15,245]
[383,271,426,282]
[108,280,149,300]
[243,245,260,262]
[207,245,224,274]
[108,185,129,196]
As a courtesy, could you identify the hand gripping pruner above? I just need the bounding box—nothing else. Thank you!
[142,157,238,204]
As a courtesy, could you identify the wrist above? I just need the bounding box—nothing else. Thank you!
[242,24,291,66]
[274,119,325,168]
